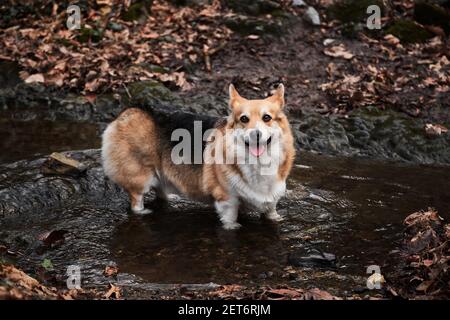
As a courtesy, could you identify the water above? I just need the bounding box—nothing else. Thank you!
[1,148,449,296]
[109,153,450,290]
[0,119,101,163]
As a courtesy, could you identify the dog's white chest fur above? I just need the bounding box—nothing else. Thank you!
[228,163,286,210]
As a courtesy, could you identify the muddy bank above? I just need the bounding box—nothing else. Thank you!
[1,149,449,299]
[1,80,449,165]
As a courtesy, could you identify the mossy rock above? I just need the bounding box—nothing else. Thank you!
[224,16,285,36]
[137,63,170,74]
[122,0,152,22]
[77,26,103,43]
[385,19,433,43]
[414,1,450,34]
[127,80,180,106]
[327,0,384,23]
[223,0,281,16]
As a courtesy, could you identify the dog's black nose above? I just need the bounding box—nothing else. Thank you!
[250,129,262,142]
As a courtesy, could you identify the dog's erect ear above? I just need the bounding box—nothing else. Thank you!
[229,84,244,109]
[269,83,285,108]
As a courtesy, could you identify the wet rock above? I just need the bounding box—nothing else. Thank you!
[293,107,450,165]
[258,271,274,279]
[0,83,122,122]
[304,7,321,26]
[292,0,306,7]
[108,22,125,32]
[385,19,433,44]
[288,249,336,269]
[224,0,281,16]
[41,153,87,177]
[224,15,286,36]
[0,149,125,217]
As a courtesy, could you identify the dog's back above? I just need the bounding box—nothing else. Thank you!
[102,106,221,212]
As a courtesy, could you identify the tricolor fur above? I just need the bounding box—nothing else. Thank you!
[101,84,295,229]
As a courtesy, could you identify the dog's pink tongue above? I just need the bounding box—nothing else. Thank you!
[249,145,266,157]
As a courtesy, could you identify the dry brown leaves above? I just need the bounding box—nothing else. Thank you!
[104,283,121,299]
[324,44,354,60]
[0,264,58,299]
[209,284,339,300]
[104,265,119,277]
[319,34,450,113]
[0,262,123,300]
[402,209,449,297]
[0,0,232,93]
[425,123,448,136]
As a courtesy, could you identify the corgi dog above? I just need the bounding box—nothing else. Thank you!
[101,84,295,229]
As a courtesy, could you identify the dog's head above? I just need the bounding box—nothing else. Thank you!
[227,84,286,158]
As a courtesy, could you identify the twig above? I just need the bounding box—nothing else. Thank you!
[122,83,132,99]
[203,42,226,73]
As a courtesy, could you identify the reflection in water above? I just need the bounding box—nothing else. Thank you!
[111,153,450,286]
[112,209,286,284]
[0,119,101,163]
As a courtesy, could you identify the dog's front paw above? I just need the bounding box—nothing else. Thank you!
[132,208,153,215]
[222,222,242,230]
[265,210,284,222]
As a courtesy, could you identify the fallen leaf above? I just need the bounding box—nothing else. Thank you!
[104,266,119,277]
[266,288,303,299]
[384,34,401,46]
[304,288,338,300]
[425,124,448,136]
[416,280,433,292]
[324,45,353,60]
[24,73,45,84]
[104,284,121,299]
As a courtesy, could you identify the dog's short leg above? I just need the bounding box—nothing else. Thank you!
[264,202,283,222]
[128,172,158,214]
[153,178,181,202]
[130,192,152,214]
[215,197,241,230]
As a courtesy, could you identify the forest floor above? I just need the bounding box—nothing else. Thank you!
[0,0,449,124]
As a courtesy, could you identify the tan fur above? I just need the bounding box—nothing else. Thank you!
[102,84,295,227]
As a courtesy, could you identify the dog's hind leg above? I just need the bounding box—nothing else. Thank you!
[127,169,159,214]
[151,172,181,202]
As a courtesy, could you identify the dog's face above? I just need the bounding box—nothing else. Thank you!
[228,84,285,158]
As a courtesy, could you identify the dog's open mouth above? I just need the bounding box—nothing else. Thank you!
[245,136,272,157]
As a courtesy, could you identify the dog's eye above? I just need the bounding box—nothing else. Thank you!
[262,114,272,122]
[240,115,249,123]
